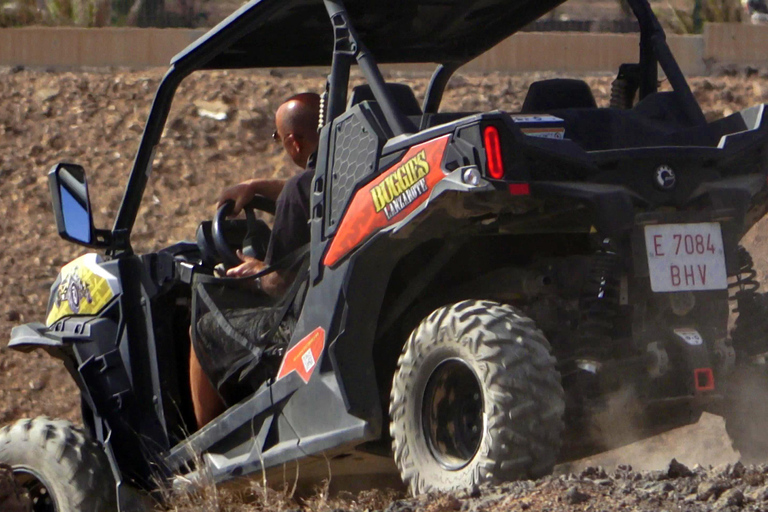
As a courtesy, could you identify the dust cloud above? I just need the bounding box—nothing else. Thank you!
[562,413,739,473]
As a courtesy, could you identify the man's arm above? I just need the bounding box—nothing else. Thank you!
[217,178,286,216]
[224,170,312,296]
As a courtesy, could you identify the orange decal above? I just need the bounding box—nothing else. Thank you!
[276,327,326,383]
[324,135,450,267]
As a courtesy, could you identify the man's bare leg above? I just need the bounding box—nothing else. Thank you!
[189,344,226,429]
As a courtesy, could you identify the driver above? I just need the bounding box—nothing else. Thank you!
[190,92,320,428]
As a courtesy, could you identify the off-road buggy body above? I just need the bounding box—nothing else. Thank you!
[5,0,768,510]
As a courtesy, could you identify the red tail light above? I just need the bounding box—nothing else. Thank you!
[483,125,504,179]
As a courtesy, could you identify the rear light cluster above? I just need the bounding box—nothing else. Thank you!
[483,126,504,179]
[483,125,529,196]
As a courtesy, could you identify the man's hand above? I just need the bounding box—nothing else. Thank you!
[225,250,292,297]
[225,250,265,277]
[217,182,257,217]
[217,178,287,216]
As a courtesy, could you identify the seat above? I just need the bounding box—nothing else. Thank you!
[347,83,423,116]
[521,78,597,113]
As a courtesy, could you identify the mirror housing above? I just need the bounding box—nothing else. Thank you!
[48,163,111,248]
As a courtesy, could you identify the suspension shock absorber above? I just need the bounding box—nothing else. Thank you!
[576,239,623,358]
[609,63,641,110]
[565,240,623,405]
[609,78,630,110]
[730,246,768,357]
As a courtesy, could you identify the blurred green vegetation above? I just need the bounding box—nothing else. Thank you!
[0,0,214,27]
[655,0,744,33]
[0,0,747,31]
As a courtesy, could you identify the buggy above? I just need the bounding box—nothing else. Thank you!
[4,0,768,510]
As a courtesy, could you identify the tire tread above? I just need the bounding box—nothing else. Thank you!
[390,300,564,494]
[0,416,115,511]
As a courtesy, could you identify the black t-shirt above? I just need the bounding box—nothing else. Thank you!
[264,169,313,265]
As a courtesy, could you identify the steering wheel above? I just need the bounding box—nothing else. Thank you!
[207,195,276,270]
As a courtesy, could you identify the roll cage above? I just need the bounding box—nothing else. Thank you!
[102,0,704,257]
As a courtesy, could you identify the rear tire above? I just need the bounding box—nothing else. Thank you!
[0,417,116,511]
[389,300,565,495]
[722,366,768,464]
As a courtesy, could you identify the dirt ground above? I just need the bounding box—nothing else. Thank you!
[3,65,768,509]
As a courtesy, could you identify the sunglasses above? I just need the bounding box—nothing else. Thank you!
[273,130,303,144]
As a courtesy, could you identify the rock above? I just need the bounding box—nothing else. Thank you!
[668,458,694,478]
[715,488,744,508]
[748,484,768,501]
[684,492,699,503]
[744,469,765,487]
[713,463,733,477]
[439,495,461,511]
[697,480,732,501]
[580,466,607,479]
[168,117,188,132]
[45,133,64,150]
[34,87,59,102]
[565,487,590,505]
[648,482,675,494]
[384,500,412,512]
[195,100,229,121]
[729,461,746,479]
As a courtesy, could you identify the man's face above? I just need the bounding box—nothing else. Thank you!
[274,106,305,169]
[272,125,294,161]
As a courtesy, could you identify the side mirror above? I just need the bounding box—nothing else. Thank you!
[48,163,110,248]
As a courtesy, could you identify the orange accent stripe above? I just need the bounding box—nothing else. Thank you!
[324,135,451,267]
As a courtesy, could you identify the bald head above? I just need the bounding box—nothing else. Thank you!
[275,92,320,169]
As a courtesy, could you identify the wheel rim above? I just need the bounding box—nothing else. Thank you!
[14,467,58,512]
[422,358,484,470]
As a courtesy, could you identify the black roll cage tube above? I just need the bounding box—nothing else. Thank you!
[107,0,704,257]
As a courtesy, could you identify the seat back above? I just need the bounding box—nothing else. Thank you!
[347,83,423,116]
[521,78,597,113]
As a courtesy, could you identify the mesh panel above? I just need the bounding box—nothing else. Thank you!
[326,108,381,233]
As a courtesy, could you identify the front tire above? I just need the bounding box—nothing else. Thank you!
[389,300,565,495]
[0,417,116,511]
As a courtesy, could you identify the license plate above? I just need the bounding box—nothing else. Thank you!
[644,223,727,292]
